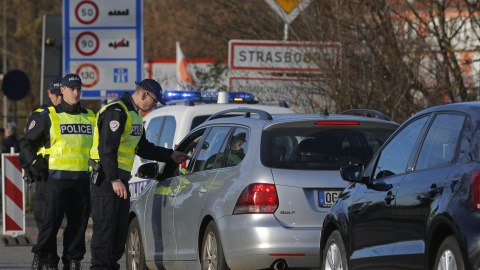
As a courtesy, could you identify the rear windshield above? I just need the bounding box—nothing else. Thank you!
[261,127,395,170]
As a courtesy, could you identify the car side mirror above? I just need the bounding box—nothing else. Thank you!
[340,164,365,183]
[135,162,159,180]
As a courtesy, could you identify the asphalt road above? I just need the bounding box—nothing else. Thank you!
[0,213,126,269]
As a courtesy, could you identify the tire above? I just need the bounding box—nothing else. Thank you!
[434,235,465,270]
[323,230,348,270]
[126,217,148,270]
[201,221,229,270]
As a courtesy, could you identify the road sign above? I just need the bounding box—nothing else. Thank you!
[264,0,313,24]
[69,60,138,98]
[63,0,143,99]
[229,40,341,72]
[69,29,138,59]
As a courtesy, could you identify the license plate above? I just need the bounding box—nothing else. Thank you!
[318,190,342,208]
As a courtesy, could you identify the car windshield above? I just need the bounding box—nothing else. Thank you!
[261,127,396,170]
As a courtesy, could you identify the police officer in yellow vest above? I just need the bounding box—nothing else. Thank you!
[19,74,95,270]
[89,79,189,270]
[19,77,63,270]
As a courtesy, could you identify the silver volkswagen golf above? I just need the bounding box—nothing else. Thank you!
[127,109,399,270]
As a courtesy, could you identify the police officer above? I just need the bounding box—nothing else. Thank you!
[19,77,63,270]
[89,79,189,270]
[19,74,95,270]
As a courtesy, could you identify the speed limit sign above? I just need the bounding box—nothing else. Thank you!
[75,31,100,56]
[75,1,99,25]
[76,63,100,88]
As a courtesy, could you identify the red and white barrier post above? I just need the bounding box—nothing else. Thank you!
[2,153,26,238]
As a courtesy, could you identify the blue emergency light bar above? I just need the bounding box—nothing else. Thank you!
[163,91,256,104]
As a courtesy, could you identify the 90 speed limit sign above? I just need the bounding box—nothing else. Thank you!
[76,63,100,88]
[75,31,100,56]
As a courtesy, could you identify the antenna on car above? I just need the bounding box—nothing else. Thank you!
[320,108,329,116]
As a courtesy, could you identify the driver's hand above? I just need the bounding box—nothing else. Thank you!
[171,151,190,164]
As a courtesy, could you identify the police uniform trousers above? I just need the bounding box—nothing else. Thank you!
[32,178,91,265]
[31,180,57,260]
[90,177,130,270]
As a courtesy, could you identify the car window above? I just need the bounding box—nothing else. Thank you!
[415,114,465,171]
[145,116,164,145]
[158,116,176,149]
[163,128,206,177]
[192,127,231,173]
[262,127,396,170]
[217,128,249,168]
[373,116,429,179]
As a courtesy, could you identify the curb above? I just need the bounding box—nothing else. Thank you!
[1,217,93,242]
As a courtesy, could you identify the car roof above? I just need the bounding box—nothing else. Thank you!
[142,103,296,122]
[417,101,480,115]
[197,111,400,130]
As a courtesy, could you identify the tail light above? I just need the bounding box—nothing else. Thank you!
[472,173,480,210]
[233,183,279,214]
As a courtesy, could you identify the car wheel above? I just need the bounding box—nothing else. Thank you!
[323,230,348,270]
[126,217,147,270]
[434,235,465,270]
[201,221,229,270]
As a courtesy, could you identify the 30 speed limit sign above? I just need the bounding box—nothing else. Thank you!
[76,63,100,88]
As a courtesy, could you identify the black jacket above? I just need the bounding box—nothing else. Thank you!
[97,92,174,182]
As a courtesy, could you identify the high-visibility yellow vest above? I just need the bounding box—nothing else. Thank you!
[43,106,95,179]
[90,100,143,172]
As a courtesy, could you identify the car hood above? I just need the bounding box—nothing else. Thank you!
[271,168,348,228]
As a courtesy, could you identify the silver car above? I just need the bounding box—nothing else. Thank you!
[127,109,399,270]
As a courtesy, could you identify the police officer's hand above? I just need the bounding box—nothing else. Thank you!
[171,151,190,164]
[31,154,47,172]
[112,180,128,199]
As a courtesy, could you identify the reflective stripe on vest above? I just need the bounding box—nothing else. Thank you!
[90,100,143,172]
[45,107,95,172]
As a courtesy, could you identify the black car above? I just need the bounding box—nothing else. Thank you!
[320,102,480,270]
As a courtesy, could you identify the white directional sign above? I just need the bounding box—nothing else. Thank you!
[63,0,143,99]
[229,40,341,73]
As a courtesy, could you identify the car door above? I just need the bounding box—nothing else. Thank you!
[172,126,232,261]
[130,116,177,201]
[349,115,429,269]
[392,113,466,269]
[143,128,206,262]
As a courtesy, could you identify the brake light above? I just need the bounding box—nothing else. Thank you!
[315,121,359,125]
[472,173,480,210]
[233,183,279,214]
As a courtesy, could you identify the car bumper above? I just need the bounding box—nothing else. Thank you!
[217,214,321,270]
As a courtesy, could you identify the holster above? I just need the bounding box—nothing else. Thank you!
[88,158,105,186]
